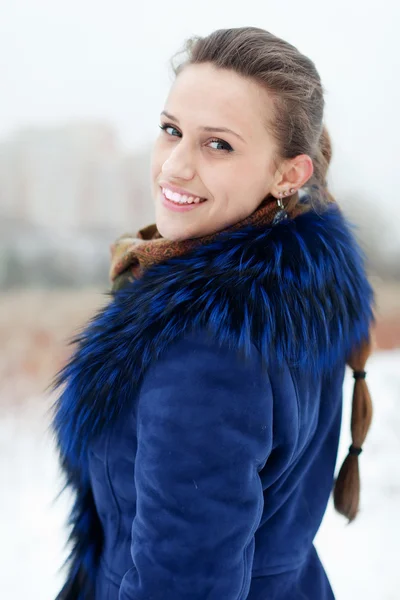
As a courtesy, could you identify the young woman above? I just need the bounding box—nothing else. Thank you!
[53,27,374,600]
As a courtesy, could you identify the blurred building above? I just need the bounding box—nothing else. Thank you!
[0,121,153,230]
[0,122,155,288]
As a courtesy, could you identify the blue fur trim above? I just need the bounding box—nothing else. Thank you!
[53,451,102,599]
[52,204,374,596]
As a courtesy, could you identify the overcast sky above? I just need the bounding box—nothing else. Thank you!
[1,0,399,213]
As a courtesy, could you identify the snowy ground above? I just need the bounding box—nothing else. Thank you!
[1,350,399,599]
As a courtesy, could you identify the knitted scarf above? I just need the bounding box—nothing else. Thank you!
[108,194,373,523]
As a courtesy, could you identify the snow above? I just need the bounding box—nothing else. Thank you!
[1,351,399,599]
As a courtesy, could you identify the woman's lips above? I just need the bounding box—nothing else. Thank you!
[160,189,207,212]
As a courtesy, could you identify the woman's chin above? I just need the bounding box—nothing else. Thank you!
[155,215,191,241]
[154,204,192,240]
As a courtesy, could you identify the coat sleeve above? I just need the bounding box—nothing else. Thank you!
[119,330,274,600]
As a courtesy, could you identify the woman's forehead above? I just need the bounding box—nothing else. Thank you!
[164,63,274,136]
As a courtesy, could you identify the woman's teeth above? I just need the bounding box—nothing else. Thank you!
[162,187,206,204]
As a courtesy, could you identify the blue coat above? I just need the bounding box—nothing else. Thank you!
[53,204,374,599]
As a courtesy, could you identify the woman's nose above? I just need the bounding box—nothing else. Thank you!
[161,143,195,181]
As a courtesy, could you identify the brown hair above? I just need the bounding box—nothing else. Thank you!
[172,27,372,521]
[333,336,374,521]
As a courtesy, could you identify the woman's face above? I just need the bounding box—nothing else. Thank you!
[151,63,281,241]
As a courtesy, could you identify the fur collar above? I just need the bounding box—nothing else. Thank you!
[53,204,374,467]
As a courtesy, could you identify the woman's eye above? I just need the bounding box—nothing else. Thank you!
[208,138,233,152]
[158,125,232,152]
[159,123,181,137]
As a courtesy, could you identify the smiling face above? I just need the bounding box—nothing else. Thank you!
[151,63,283,241]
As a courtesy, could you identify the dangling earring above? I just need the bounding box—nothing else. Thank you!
[273,190,292,225]
[273,188,296,225]
[276,196,285,210]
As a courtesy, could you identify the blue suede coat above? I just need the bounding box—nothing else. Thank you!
[53,204,374,599]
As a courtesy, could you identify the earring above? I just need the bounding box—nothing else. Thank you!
[282,188,296,197]
[273,192,289,225]
[275,188,297,211]
[276,188,296,208]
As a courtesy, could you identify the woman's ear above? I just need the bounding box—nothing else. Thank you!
[272,154,314,197]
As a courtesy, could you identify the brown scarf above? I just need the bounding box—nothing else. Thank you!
[108,194,374,523]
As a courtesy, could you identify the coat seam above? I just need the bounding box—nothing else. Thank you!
[287,366,301,450]
[104,428,122,554]
[237,464,265,599]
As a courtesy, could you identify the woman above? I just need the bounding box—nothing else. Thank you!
[53,27,374,600]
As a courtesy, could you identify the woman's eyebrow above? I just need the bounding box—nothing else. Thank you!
[160,110,245,143]
[201,126,245,143]
[161,110,179,122]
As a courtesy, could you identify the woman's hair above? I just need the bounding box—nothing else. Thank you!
[171,27,372,522]
[171,26,335,211]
